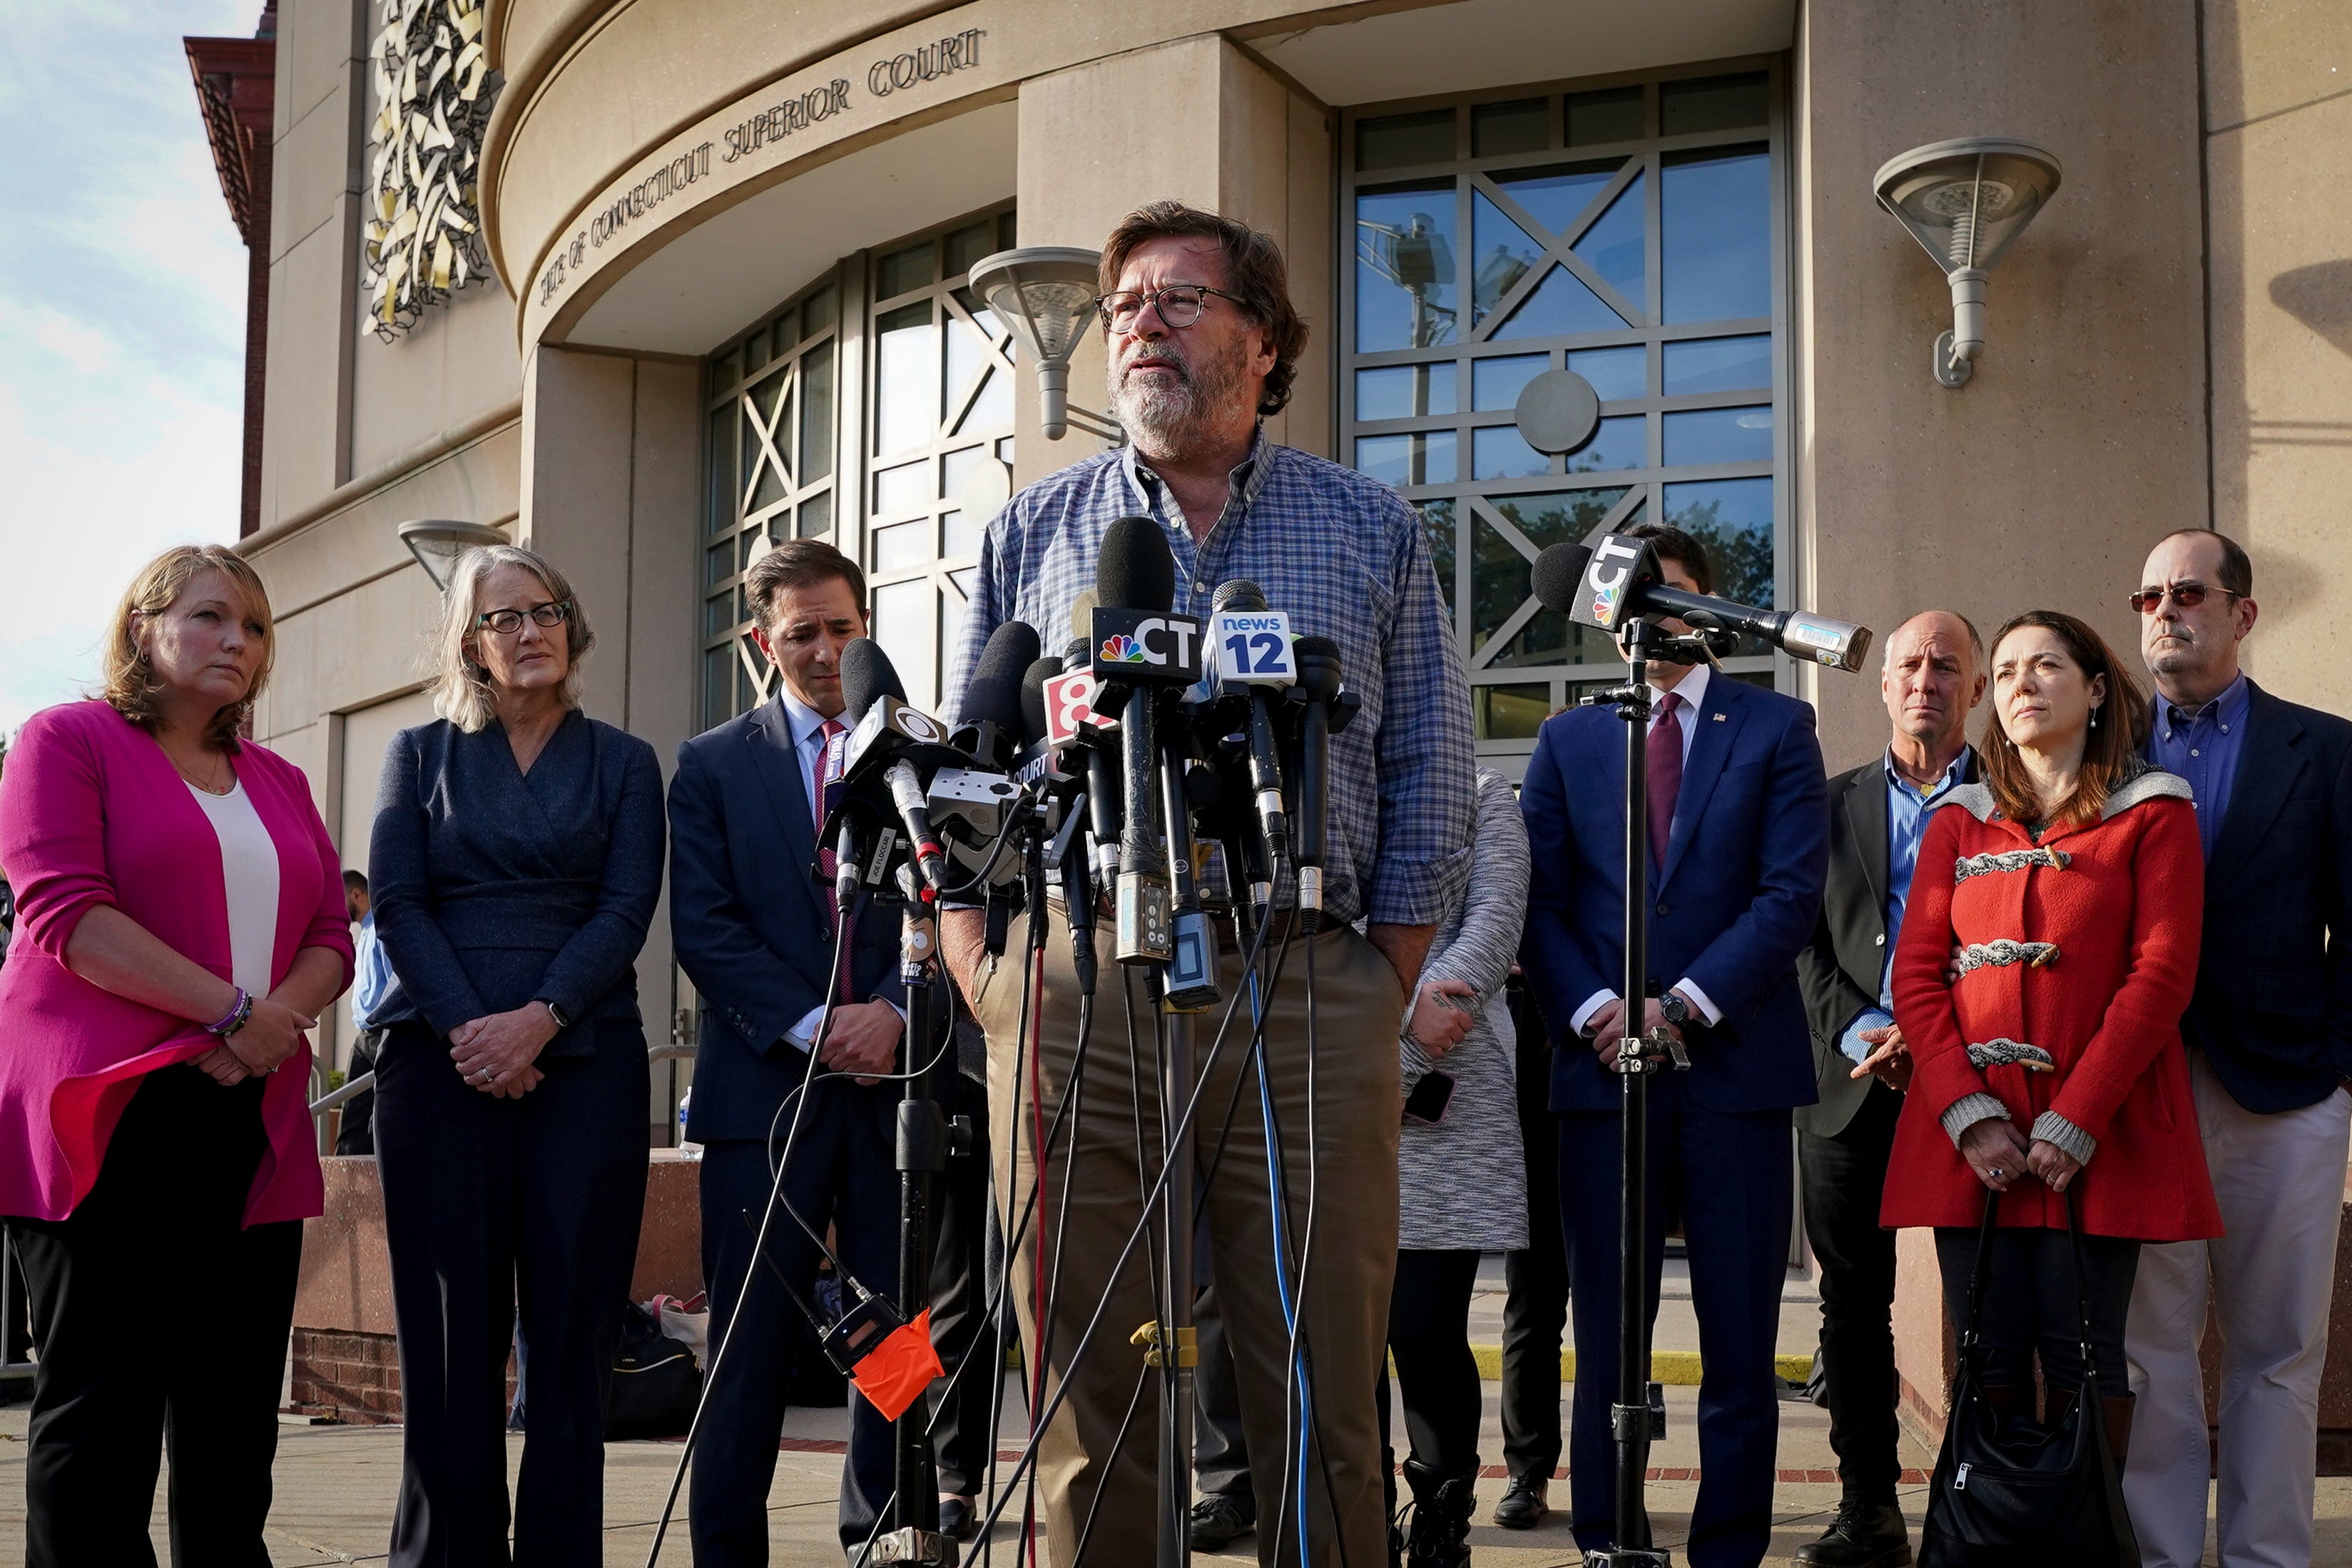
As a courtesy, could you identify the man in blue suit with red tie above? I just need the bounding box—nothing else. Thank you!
[1519,523,1830,1567]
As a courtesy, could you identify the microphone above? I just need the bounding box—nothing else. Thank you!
[1094,517,1185,965]
[1208,579,1292,867]
[1288,635,1343,930]
[953,621,1039,773]
[838,638,952,898]
[1531,536,1874,673]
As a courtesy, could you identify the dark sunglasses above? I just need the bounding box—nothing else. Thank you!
[2128,583,2239,614]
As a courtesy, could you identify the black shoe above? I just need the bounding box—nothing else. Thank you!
[1492,1473,1549,1529]
[1400,1457,1475,1567]
[1793,1499,1911,1567]
[1189,1492,1256,1552]
[937,1495,976,1542]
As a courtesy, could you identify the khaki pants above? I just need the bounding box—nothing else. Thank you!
[970,911,1403,1568]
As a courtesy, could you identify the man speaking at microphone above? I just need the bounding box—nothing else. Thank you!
[1518,523,1828,1568]
[942,200,1472,1566]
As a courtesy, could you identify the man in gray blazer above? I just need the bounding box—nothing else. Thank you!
[1793,611,1984,1567]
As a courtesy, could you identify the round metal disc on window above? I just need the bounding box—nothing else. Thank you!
[957,457,1015,524]
[1514,370,1602,455]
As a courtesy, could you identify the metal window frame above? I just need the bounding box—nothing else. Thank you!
[1339,55,1792,773]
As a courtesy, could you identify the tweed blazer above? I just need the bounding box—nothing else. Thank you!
[1398,767,1530,1252]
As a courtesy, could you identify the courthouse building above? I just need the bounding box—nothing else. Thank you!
[203,0,2345,1323]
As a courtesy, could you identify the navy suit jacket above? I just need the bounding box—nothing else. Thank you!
[1519,673,1829,1115]
[2164,680,2352,1113]
[668,696,905,1144]
[368,711,666,1056]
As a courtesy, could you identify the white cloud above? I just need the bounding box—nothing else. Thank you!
[0,0,258,735]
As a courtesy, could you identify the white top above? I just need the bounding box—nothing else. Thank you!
[185,778,282,997]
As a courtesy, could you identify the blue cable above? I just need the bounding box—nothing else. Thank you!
[1246,961,1315,1568]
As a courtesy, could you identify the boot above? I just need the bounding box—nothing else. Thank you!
[1401,1457,1475,1568]
[1980,1383,2032,1435]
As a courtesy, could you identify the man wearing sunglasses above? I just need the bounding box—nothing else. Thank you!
[2120,528,2352,1568]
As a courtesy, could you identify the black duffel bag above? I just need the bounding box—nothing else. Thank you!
[1918,1186,2139,1568]
[604,1300,703,1441]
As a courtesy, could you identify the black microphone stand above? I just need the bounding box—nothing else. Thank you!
[1581,615,1692,1568]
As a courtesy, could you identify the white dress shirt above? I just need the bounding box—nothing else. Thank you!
[1568,661,1723,1038]
[775,688,904,1051]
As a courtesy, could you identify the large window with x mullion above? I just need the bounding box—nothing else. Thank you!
[1343,63,1788,770]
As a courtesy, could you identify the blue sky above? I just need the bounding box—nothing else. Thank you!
[0,0,256,736]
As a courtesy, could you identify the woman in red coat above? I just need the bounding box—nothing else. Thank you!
[1883,609,2219,1460]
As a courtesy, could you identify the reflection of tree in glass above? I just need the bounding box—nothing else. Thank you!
[1480,489,1628,667]
[1663,496,1772,607]
[1666,494,1775,656]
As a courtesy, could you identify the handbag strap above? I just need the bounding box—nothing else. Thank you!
[2062,1182,2101,1374]
[1959,1186,2000,1353]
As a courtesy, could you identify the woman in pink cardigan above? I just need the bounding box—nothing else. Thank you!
[0,544,352,1568]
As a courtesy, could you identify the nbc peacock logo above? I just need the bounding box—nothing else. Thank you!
[1101,633,1147,663]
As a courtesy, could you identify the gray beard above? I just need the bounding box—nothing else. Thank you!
[1107,335,1251,458]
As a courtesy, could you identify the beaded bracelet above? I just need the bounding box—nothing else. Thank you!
[205,987,253,1037]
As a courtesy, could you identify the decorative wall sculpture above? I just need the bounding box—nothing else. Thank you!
[362,0,499,340]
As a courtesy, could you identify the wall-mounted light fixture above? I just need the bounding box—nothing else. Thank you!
[967,247,1121,442]
[1874,137,2062,387]
[397,519,507,591]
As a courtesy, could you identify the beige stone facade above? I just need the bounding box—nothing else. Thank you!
[240,7,2351,1423]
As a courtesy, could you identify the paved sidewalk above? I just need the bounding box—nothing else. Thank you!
[4,1261,2346,1564]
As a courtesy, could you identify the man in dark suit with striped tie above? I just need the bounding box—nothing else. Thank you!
[1519,522,1831,1568]
[668,540,910,1565]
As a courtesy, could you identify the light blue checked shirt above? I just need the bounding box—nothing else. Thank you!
[945,429,1475,930]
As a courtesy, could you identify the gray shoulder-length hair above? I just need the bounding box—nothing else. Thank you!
[431,544,596,733]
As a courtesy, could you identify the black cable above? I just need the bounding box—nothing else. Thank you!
[640,905,855,1568]
[957,902,1283,1549]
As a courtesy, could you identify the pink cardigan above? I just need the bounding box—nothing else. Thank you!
[0,701,353,1224]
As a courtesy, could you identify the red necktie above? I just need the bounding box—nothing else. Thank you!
[1647,690,1683,870]
[813,721,858,992]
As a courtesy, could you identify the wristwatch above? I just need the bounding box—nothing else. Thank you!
[1658,990,1692,1028]
[542,999,574,1030]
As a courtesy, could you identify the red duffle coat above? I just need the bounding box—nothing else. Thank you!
[1881,769,2222,1241]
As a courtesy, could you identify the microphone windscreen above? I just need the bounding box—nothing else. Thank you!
[961,620,1041,731]
[838,638,906,724]
[1066,588,1099,643]
[1211,579,1268,614]
[1096,516,1175,612]
[1019,656,1063,744]
[1293,633,1344,702]
[1531,543,1595,615]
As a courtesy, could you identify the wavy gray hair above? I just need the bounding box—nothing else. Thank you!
[430,544,596,733]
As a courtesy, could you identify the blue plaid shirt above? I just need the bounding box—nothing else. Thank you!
[945,429,1475,929]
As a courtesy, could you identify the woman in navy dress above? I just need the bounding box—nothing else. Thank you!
[368,544,666,1566]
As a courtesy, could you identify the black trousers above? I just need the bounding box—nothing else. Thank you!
[1797,1079,1902,1505]
[1500,981,1567,1485]
[9,1065,302,1568]
[1194,1283,1254,1501]
[1933,1223,2141,1398]
[927,1066,997,1499]
[374,1017,651,1568]
[1377,1248,1485,1481]
[692,1074,907,1562]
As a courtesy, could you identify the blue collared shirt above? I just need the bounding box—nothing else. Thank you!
[2147,673,2249,862]
[351,912,393,1031]
[1838,747,1970,1062]
[945,427,1475,928]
